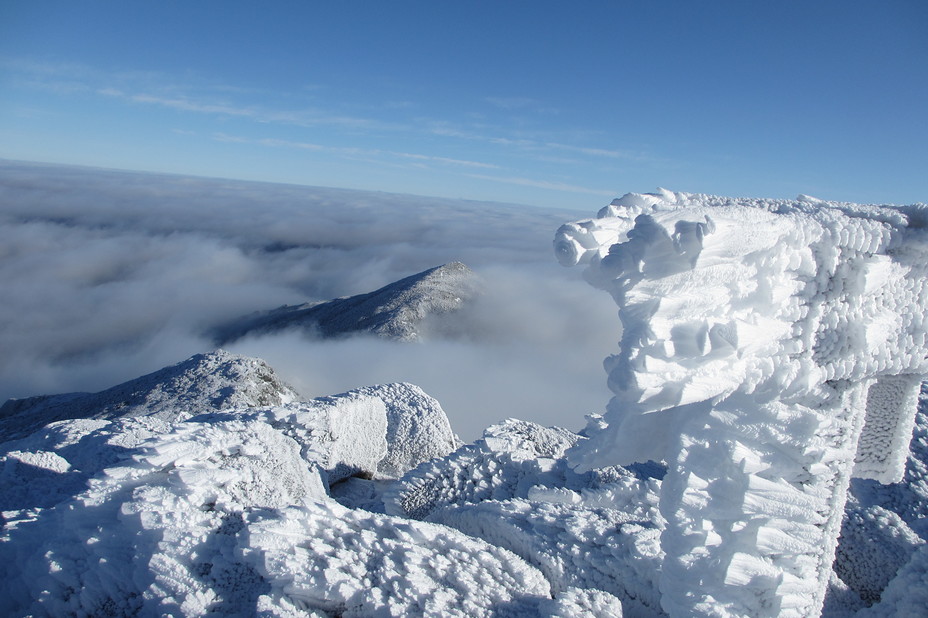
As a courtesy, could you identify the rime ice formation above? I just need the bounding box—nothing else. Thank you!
[354,382,462,479]
[554,190,928,617]
[385,420,664,615]
[213,262,480,344]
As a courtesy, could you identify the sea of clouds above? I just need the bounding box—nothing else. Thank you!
[0,160,616,440]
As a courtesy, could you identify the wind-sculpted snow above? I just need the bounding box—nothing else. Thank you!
[555,190,928,617]
[0,350,299,442]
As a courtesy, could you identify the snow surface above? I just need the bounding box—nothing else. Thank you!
[555,190,928,617]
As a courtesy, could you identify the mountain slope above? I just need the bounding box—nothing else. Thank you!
[212,262,479,344]
[0,350,298,442]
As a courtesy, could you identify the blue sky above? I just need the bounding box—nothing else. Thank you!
[1,1,926,210]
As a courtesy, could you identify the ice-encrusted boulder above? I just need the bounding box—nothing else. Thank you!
[355,382,461,479]
[194,393,388,485]
[213,262,480,344]
[555,190,928,617]
[0,350,299,442]
[201,382,459,485]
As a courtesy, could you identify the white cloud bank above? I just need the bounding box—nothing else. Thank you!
[0,161,614,440]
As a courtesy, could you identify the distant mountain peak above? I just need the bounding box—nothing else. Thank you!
[213,261,480,344]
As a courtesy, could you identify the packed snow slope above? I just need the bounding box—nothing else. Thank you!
[212,262,480,345]
[555,189,928,617]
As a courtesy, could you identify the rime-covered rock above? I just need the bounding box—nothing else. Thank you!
[384,419,663,615]
[383,419,653,520]
[428,499,663,616]
[193,392,388,485]
[0,418,326,616]
[857,544,928,616]
[355,382,461,478]
[0,350,299,442]
[555,190,928,617]
[0,409,578,617]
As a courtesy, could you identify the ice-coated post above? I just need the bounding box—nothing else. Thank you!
[555,190,928,617]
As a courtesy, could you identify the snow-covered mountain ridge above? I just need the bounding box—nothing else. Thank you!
[213,261,479,344]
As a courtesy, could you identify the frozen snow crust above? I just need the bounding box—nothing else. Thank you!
[555,190,928,617]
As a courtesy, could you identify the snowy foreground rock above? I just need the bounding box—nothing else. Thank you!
[555,190,928,617]
[0,352,623,616]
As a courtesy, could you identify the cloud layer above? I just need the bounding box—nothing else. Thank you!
[0,161,616,439]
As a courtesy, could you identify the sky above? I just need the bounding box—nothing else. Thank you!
[1,1,926,210]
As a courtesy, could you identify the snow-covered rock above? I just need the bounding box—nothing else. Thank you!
[194,393,389,486]
[0,349,299,442]
[385,419,663,615]
[555,190,928,617]
[1,409,619,617]
[383,419,639,520]
[355,382,461,479]
[0,417,325,616]
[213,262,480,344]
